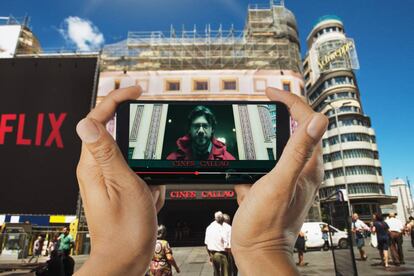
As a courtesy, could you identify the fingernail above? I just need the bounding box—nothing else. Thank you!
[306,114,327,140]
[76,118,100,143]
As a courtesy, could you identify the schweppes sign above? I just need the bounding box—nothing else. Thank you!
[318,41,354,70]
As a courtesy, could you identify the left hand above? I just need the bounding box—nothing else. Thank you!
[75,86,165,275]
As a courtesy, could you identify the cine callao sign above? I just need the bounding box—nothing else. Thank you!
[169,190,235,200]
[318,41,354,70]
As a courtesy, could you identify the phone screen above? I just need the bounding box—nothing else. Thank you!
[116,101,289,184]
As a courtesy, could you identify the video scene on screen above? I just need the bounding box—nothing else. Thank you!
[128,103,277,167]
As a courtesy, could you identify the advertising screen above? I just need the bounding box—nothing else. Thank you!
[0,57,98,214]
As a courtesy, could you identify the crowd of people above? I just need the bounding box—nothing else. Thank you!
[29,227,76,276]
[352,212,413,268]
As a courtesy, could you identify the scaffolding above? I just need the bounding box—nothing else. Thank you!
[101,2,302,72]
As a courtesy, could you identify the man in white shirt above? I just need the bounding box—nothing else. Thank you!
[352,213,370,260]
[386,213,405,265]
[205,211,230,276]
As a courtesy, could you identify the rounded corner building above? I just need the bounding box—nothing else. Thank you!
[303,15,396,221]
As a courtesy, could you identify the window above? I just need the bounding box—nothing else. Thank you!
[267,148,275,160]
[136,79,149,93]
[300,86,305,96]
[114,79,121,90]
[193,80,209,91]
[254,79,267,92]
[323,149,377,163]
[322,133,375,147]
[222,79,237,91]
[282,81,291,92]
[165,80,180,92]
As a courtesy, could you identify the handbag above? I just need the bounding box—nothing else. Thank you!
[370,232,378,248]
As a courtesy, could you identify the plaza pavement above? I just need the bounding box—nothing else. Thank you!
[2,237,414,275]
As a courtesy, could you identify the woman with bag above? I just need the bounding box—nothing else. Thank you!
[372,213,390,268]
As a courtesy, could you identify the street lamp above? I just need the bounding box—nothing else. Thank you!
[326,100,352,216]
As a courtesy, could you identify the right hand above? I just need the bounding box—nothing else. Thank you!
[231,87,328,275]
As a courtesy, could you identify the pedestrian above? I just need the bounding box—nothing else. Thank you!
[29,235,44,263]
[47,235,58,256]
[61,250,75,276]
[407,216,414,248]
[294,231,306,266]
[351,213,370,260]
[372,213,390,268]
[385,213,405,265]
[223,213,237,276]
[149,225,180,276]
[57,227,74,256]
[322,224,330,251]
[205,211,230,276]
[35,249,64,276]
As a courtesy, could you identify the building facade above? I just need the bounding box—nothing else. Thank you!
[303,16,396,221]
[97,2,324,243]
[390,178,414,223]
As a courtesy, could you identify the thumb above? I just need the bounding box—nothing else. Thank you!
[76,117,132,177]
[263,112,327,195]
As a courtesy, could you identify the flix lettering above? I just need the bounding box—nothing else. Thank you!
[0,113,67,148]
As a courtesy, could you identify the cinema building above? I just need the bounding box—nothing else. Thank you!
[97,1,319,244]
[303,16,396,222]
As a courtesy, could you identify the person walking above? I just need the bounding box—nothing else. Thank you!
[149,225,180,276]
[223,213,237,276]
[372,213,390,268]
[322,224,330,251]
[294,231,306,266]
[47,236,58,256]
[386,213,405,265]
[352,213,370,260]
[29,235,44,263]
[205,211,230,276]
[406,216,414,248]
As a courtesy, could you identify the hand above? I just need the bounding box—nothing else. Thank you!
[75,86,165,275]
[231,87,328,275]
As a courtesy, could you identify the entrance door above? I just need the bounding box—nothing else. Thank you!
[158,199,238,246]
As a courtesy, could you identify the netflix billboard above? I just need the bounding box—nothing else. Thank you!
[0,57,98,214]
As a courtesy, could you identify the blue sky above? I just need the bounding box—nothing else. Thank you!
[1,0,413,192]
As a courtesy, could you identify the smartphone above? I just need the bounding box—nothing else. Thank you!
[116,101,290,184]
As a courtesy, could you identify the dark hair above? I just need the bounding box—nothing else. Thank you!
[187,106,217,131]
[157,225,167,240]
[374,213,383,222]
[409,216,414,221]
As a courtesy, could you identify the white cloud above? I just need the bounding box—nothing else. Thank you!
[59,16,104,51]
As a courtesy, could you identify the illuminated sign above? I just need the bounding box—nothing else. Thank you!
[168,190,235,200]
[318,41,354,70]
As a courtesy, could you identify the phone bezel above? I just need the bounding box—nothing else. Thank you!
[116,100,290,184]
